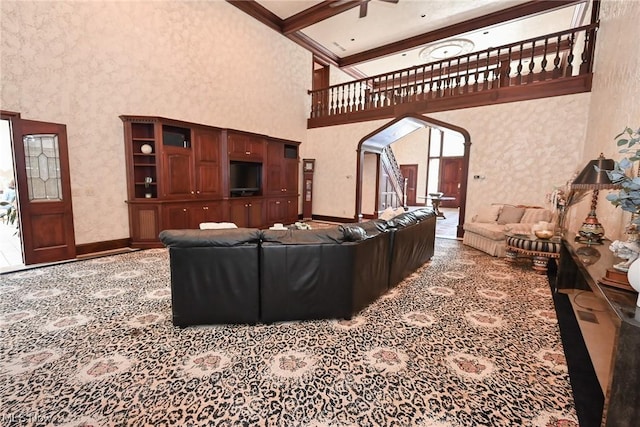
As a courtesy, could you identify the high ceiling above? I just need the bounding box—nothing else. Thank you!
[229,0,591,78]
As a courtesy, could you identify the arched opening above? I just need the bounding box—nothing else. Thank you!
[355,113,471,238]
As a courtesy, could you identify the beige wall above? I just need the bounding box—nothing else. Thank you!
[306,94,590,220]
[578,0,640,241]
[392,128,429,204]
[1,1,311,244]
[3,0,637,244]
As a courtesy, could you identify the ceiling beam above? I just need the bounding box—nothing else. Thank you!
[226,0,283,32]
[339,0,585,67]
[282,1,365,35]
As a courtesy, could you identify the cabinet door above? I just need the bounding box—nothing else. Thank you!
[248,199,264,228]
[285,197,298,223]
[164,204,191,230]
[189,203,224,228]
[266,198,286,224]
[129,203,160,247]
[193,128,221,198]
[283,157,299,194]
[161,146,194,198]
[266,197,298,225]
[228,132,264,161]
[266,142,284,195]
[229,199,249,228]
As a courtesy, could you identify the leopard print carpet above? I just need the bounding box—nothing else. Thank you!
[0,239,577,426]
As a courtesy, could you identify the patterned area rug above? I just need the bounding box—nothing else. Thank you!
[0,239,577,426]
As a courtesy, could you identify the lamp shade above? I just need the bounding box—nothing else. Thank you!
[572,154,618,189]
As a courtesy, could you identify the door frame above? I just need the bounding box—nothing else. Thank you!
[1,110,77,265]
[356,113,471,238]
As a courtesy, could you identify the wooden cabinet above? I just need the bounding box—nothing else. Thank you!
[161,126,222,199]
[124,121,158,200]
[227,131,264,161]
[266,196,298,225]
[122,116,298,247]
[127,202,160,248]
[266,140,299,196]
[229,198,264,228]
[164,202,223,229]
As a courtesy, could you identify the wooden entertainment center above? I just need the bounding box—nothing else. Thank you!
[121,115,300,247]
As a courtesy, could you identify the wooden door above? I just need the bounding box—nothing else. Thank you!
[193,128,221,198]
[439,157,463,208]
[12,119,76,265]
[400,164,418,206]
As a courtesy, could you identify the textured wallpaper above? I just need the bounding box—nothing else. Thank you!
[1,1,311,244]
[579,0,640,240]
[2,0,637,245]
[306,94,590,221]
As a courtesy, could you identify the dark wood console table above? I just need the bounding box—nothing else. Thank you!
[556,236,639,426]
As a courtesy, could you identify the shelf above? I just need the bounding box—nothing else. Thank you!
[132,137,155,142]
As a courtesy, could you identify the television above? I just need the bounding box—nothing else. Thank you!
[229,161,262,196]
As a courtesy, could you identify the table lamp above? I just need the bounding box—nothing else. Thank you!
[572,153,619,244]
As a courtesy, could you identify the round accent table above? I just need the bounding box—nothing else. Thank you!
[505,234,561,274]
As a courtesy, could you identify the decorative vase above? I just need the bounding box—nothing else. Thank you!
[628,257,640,307]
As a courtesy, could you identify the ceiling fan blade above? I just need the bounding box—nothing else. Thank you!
[359,1,368,18]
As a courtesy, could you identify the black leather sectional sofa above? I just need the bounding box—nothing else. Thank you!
[159,208,436,326]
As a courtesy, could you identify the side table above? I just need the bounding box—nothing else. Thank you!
[505,234,561,274]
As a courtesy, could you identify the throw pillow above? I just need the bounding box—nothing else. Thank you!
[497,205,526,225]
[520,208,553,224]
[199,222,238,230]
[379,207,397,221]
[475,204,502,223]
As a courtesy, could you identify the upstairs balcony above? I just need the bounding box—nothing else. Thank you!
[308,23,597,129]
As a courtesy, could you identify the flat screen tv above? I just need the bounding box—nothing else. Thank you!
[229,161,262,196]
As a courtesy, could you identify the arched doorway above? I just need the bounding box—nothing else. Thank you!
[355,113,471,238]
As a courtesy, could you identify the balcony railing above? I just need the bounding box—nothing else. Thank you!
[308,23,597,127]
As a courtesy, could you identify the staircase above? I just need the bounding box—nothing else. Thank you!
[379,146,406,211]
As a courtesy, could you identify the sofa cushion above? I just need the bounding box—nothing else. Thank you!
[520,208,553,224]
[387,211,419,228]
[497,205,526,225]
[159,228,261,247]
[462,222,506,241]
[340,219,388,237]
[504,222,533,235]
[261,228,344,244]
[338,225,367,241]
[411,208,435,221]
[475,204,502,223]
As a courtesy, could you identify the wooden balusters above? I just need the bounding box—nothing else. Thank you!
[307,24,597,123]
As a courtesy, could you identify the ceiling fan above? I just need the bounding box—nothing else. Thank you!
[330,0,400,19]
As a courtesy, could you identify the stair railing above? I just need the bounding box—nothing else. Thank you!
[380,146,405,209]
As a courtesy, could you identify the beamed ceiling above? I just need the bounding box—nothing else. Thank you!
[227,0,592,79]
